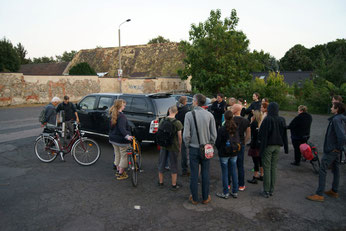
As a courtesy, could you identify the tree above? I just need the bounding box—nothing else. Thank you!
[14,43,30,64]
[69,62,96,75]
[55,50,77,62]
[0,38,20,72]
[178,9,253,95]
[249,50,278,72]
[32,56,56,64]
[279,44,313,71]
[148,36,171,44]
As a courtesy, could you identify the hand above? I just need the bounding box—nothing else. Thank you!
[127,136,133,141]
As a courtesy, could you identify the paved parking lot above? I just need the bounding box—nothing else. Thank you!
[0,106,345,231]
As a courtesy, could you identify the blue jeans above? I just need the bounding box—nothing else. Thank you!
[189,147,210,201]
[220,156,238,194]
[316,151,340,195]
[229,145,245,187]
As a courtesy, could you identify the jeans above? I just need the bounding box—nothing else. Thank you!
[189,147,210,201]
[316,151,340,195]
[262,145,280,193]
[220,156,238,194]
[234,145,245,187]
[181,140,189,174]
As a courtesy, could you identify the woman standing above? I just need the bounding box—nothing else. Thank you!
[247,111,264,184]
[109,99,133,180]
[259,101,269,127]
[215,110,240,199]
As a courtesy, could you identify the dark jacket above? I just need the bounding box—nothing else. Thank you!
[258,102,288,156]
[44,103,57,125]
[245,100,261,120]
[56,102,77,121]
[215,125,240,157]
[109,112,131,144]
[175,103,189,126]
[287,112,312,140]
[250,120,260,149]
[323,113,346,153]
[211,100,227,121]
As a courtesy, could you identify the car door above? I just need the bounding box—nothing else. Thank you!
[77,95,97,132]
[94,96,115,134]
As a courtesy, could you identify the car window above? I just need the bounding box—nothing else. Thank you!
[119,96,133,112]
[153,97,176,115]
[80,96,96,110]
[131,97,151,113]
[98,97,113,110]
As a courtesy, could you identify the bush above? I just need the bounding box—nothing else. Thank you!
[69,62,96,75]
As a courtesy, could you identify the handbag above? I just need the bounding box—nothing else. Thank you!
[192,111,214,159]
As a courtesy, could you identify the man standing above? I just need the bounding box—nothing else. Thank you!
[211,93,227,129]
[184,94,217,205]
[307,102,346,202]
[231,104,251,191]
[42,97,61,126]
[158,106,183,190]
[258,102,288,198]
[175,96,190,176]
[56,95,80,139]
[245,92,261,121]
[287,105,312,166]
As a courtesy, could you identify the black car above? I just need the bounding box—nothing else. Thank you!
[76,93,176,142]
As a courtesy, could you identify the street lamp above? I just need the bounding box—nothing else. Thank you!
[118,19,131,93]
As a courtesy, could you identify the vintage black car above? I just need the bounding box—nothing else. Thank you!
[76,93,176,142]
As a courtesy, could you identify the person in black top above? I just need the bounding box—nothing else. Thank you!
[56,95,80,140]
[211,93,227,129]
[287,105,312,166]
[245,92,261,121]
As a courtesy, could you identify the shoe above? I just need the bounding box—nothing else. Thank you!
[306,194,324,202]
[115,171,120,177]
[202,195,211,204]
[290,162,300,166]
[158,182,164,188]
[325,189,339,198]
[260,191,270,198]
[258,176,264,181]
[269,191,274,197]
[247,177,258,184]
[189,195,198,205]
[117,172,128,180]
[171,184,181,191]
[216,192,229,199]
[239,186,246,191]
[230,192,238,198]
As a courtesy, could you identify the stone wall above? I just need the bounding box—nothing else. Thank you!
[0,73,191,106]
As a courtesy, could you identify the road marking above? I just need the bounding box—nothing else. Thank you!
[0,128,42,143]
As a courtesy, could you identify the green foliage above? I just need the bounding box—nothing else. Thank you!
[55,50,77,62]
[69,62,96,75]
[265,72,289,106]
[178,9,253,95]
[0,37,20,72]
[14,43,30,64]
[279,44,313,71]
[148,36,171,44]
[249,50,278,72]
[32,56,56,64]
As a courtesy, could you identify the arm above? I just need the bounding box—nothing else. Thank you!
[282,118,289,154]
[117,115,131,138]
[75,112,80,123]
[183,113,191,147]
[244,126,251,144]
[333,117,346,151]
[245,103,254,114]
[210,116,217,144]
[177,130,182,152]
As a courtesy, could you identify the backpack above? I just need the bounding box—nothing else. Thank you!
[39,106,47,124]
[224,132,241,157]
[156,118,177,147]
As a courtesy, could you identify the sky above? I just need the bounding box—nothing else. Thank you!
[1,0,345,60]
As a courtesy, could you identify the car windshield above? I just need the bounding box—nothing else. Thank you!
[153,97,176,115]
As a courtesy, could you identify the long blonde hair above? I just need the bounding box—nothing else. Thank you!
[109,99,126,126]
[254,110,263,128]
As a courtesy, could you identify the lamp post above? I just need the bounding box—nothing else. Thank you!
[118,19,131,93]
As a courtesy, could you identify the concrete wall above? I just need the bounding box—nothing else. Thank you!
[0,73,191,106]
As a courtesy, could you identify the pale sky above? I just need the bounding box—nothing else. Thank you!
[1,0,345,60]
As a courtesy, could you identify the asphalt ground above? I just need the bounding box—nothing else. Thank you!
[0,106,345,231]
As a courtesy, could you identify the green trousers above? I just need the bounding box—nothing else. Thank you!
[262,145,280,193]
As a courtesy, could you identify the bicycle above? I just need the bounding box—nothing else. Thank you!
[34,122,101,166]
[126,135,142,187]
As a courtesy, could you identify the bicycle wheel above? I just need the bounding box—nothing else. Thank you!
[310,157,320,174]
[129,154,138,187]
[34,135,59,163]
[72,138,100,166]
[135,140,142,169]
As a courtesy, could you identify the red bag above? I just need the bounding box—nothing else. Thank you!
[300,143,314,160]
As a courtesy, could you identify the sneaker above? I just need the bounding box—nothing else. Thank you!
[269,191,274,197]
[158,182,164,188]
[115,171,120,177]
[230,192,238,198]
[239,186,246,191]
[171,184,181,191]
[189,195,198,205]
[247,177,258,184]
[258,176,264,181]
[202,195,211,204]
[325,189,339,198]
[216,192,229,199]
[117,172,128,180]
[306,194,324,202]
[260,191,270,198]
